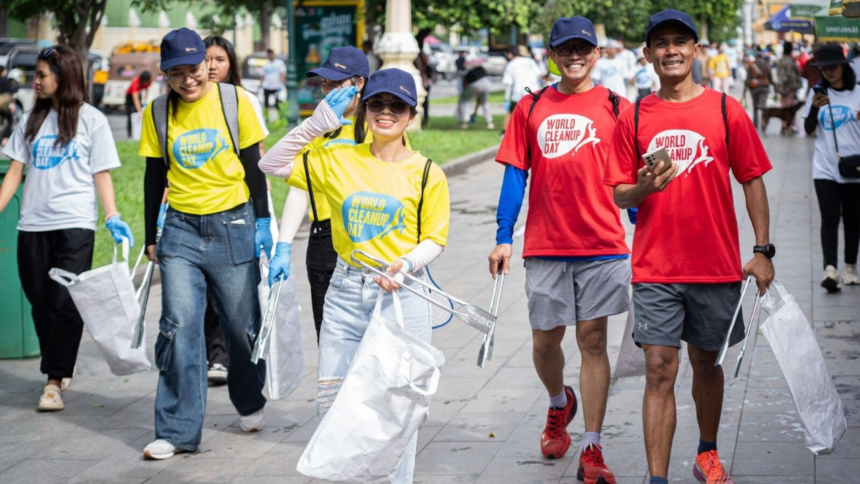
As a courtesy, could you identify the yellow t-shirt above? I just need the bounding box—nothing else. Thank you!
[709,54,731,79]
[139,83,267,215]
[288,143,449,266]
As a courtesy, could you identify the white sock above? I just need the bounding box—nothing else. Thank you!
[549,389,567,408]
[583,431,601,449]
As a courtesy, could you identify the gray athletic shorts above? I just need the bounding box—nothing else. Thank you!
[632,283,745,352]
[525,258,631,331]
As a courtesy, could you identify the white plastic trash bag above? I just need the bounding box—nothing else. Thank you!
[297,289,445,483]
[257,257,304,400]
[48,240,150,376]
[614,305,644,378]
[760,279,846,455]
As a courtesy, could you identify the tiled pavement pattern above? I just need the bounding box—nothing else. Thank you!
[1,131,858,484]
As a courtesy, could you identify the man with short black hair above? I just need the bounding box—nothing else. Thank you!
[262,48,286,110]
[604,9,775,484]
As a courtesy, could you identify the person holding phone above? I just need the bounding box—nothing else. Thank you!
[802,43,860,291]
[488,16,630,483]
[604,10,774,484]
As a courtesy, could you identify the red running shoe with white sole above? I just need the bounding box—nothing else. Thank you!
[577,443,616,484]
[540,385,577,459]
[693,450,735,484]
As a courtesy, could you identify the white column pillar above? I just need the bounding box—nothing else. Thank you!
[375,0,425,132]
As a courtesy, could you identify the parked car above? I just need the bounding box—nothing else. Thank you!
[482,53,508,77]
[0,39,36,68]
[102,52,162,112]
[429,43,455,80]
[241,52,288,112]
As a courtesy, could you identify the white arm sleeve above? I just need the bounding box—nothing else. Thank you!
[258,101,341,178]
[278,187,309,244]
[399,239,445,273]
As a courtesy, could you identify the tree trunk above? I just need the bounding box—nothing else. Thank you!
[0,9,8,38]
[699,12,709,43]
[260,2,271,50]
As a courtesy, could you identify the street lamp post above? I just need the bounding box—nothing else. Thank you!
[285,0,300,127]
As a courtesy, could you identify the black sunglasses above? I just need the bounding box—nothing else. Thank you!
[366,99,409,115]
[554,43,594,57]
[39,47,57,59]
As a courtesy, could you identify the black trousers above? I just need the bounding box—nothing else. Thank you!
[814,179,860,269]
[125,93,135,138]
[204,290,229,367]
[18,229,94,381]
[305,220,338,343]
[263,89,280,110]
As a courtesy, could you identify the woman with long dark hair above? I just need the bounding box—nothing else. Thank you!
[268,46,369,342]
[803,43,860,291]
[139,28,270,460]
[0,45,133,411]
[261,68,450,483]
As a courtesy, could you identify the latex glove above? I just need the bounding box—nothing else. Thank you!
[323,85,358,125]
[503,100,511,111]
[156,203,168,230]
[268,242,292,287]
[255,217,274,259]
[105,215,134,247]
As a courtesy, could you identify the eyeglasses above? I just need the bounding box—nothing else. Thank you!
[366,99,409,115]
[554,43,595,57]
[167,63,207,83]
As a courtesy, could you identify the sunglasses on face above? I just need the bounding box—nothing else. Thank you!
[366,99,409,115]
[554,44,594,57]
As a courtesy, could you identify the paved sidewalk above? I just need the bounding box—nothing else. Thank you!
[0,133,858,484]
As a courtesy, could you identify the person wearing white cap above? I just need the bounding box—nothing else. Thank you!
[592,39,630,96]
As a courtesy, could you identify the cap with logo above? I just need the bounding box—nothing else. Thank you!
[160,28,207,71]
[549,16,598,48]
[306,46,370,81]
[362,68,417,107]
[646,9,699,46]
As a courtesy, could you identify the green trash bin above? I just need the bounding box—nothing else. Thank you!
[0,159,39,359]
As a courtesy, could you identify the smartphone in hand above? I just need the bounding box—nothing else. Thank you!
[643,147,673,174]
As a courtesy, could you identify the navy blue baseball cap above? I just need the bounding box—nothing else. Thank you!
[307,46,370,80]
[550,16,598,48]
[160,28,206,71]
[646,9,699,46]
[363,68,417,107]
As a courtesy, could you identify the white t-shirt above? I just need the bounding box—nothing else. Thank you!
[261,58,286,90]
[633,63,659,90]
[2,103,122,231]
[592,56,629,95]
[501,56,543,103]
[725,47,740,69]
[802,86,860,183]
[851,58,860,82]
[244,89,269,137]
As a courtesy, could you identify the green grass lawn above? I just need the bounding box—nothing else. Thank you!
[430,91,506,105]
[90,115,502,267]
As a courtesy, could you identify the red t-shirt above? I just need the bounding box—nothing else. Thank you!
[603,89,772,284]
[496,85,630,258]
[126,77,151,95]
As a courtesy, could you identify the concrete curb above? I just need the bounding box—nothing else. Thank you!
[440,144,500,177]
[133,145,499,283]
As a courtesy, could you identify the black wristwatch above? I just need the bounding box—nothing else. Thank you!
[754,244,776,259]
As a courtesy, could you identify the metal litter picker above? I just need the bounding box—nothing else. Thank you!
[251,275,284,365]
[350,250,501,367]
[715,275,761,376]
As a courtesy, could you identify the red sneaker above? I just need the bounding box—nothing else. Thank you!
[693,450,735,484]
[577,444,617,484]
[540,385,578,459]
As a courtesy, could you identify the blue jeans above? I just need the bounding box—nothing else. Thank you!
[318,257,432,484]
[154,202,266,451]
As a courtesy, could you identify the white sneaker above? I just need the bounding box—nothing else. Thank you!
[38,384,64,412]
[239,409,266,432]
[487,123,495,130]
[822,265,842,292]
[207,363,228,384]
[843,264,860,286]
[143,439,184,460]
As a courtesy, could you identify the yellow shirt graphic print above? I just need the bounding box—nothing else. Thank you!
[288,143,449,266]
[139,83,267,215]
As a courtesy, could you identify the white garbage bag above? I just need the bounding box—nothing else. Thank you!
[759,279,846,455]
[614,306,644,378]
[297,289,445,483]
[48,240,150,376]
[257,256,304,400]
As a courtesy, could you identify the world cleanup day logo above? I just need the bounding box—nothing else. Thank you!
[172,129,230,169]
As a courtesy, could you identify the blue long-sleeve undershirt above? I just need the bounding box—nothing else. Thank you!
[495,164,636,262]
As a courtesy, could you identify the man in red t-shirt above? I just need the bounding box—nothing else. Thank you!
[603,10,775,484]
[488,16,630,482]
[126,71,152,138]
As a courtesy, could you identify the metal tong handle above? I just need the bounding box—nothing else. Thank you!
[733,291,761,378]
[131,262,154,349]
[478,273,505,367]
[716,276,754,367]
[350,250,494,334]
[252,278,284,364]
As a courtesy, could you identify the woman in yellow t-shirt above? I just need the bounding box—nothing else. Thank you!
[137,28,270,461]
[269,46,370,343]
[260,68,450,483]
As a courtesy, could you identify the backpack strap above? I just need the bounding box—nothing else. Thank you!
[218,83,241,156]
[721,92,729,147]
[524,86,550,163]
[416,158,433,243]
[303,151,320,223]
[607,90,621,119]
[634,98,642,160]
[152,94,170,167]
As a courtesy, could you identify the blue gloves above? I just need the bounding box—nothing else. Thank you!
[503,100,511,112]
[255,217,274,259]
[324,85,358,125]
[268,242,292,287]
[105,215,134,247]
[157,203,168,230]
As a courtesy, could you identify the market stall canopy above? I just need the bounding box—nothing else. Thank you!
[830,0,860,17]
[765,5,816,34]
[816,6,860,39]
